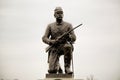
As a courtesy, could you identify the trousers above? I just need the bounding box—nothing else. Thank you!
[48,43,73,73]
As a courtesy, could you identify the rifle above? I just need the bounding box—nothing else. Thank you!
[46,23,83,53]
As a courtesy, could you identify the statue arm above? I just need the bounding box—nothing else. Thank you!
[42,25,51,45]
[68,24,76,43]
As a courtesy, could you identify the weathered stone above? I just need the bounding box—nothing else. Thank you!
[46,74,73,78]
[44,78,73,80]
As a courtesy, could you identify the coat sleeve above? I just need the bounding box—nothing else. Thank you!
[68,24,76,43]
[42,25,51,45]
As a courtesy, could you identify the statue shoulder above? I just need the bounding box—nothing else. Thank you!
[63,21,72,26]
[48,22,56,27]
[63,21,73,28]
[46,22,56,30]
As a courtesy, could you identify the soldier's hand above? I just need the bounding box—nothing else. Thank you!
[66,34,72,41]
[56,36,61,41]
[49,40,56,45]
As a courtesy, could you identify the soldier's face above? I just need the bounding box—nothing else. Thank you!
[54,11,63,19]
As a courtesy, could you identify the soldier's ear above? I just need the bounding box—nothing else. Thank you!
[54,13,57,18]
[54,13,56,18]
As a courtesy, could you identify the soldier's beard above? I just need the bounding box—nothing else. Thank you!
[56,18,62,24]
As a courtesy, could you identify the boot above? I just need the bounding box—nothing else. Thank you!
[65,67,73,74]
[48,69,57,74]
[64,58,73,74]
[58,67,63,74]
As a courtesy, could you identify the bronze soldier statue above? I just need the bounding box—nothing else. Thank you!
[42,7,76,74]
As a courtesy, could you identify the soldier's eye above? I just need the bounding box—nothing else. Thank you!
[56,11,63,14]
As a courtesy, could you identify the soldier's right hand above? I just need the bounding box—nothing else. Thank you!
[49,40,56,45]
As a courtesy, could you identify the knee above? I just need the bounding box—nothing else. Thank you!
[64,43,72,50]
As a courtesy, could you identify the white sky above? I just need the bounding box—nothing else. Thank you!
[0,0,120,80]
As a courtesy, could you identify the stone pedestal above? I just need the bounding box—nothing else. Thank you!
[46,74,73,78]
[45,74,74,80]
[45,78,74,80]
[44,74,84,80]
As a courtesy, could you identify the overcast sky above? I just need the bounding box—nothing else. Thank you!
[0,0,120,80]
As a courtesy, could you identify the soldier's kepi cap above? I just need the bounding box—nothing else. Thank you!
[54,7,63,12]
